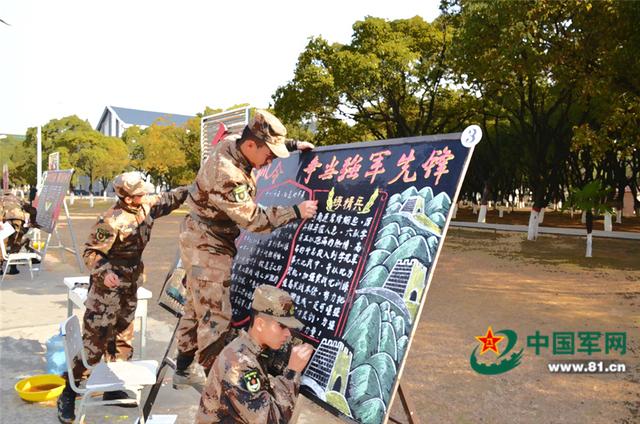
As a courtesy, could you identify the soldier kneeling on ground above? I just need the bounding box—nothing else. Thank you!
[57,172,189,424]
[196,284,314,424]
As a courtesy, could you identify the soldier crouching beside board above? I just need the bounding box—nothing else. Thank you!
[196,285,314,424]
[1,188,39,274]
[57,172,189,424]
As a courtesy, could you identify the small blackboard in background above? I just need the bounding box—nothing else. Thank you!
[230,127,481,424]
[34,170,74,233]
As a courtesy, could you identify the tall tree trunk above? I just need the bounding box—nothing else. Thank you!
[527,191,547,241]
[101,177,109,195]
[585,209,593,257]
[616,182,625,223]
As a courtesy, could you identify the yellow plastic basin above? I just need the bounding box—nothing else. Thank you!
[15,374,65,402]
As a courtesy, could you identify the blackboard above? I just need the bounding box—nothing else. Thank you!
[230,128,481,424]
[34,170,74,233]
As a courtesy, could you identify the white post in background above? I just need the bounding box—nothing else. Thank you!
[452,203,458,219]
[539,208,545,224]
[36,126,43,190]
[581,211,587,224]
[70,191,75,205]
[477,205,487,223]
[604,212,612,232]
[616,208,622,224]
[89,193,94,208]
[527,209,540,240]
[586,233,593,257]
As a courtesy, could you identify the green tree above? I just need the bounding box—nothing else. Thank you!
[273,16,469,145]
[564,181,612,257]
[122,125,145,170]
[136,121,188,187]
[1,135,30,186]
[23,116,128,190]
[72,132,128,192]
[444,1,588,210]
[445,0,639,215]
[564,0,640,210]
[570,94,640,215]
[96,136,130,191]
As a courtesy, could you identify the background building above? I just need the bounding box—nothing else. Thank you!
[96,105,193,137]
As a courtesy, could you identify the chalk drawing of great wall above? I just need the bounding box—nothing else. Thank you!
[302,185,451,423]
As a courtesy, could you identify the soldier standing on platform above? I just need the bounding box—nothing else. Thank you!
[173,110,318,388]
[57,172,189,424]
[0,188,39,274]
[196,284,314,424]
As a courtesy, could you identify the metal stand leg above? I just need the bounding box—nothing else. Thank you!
[389,383,419,424]
[67,295,73,318]
[142,322,179,421]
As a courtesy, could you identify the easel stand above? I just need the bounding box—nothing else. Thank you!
[141,318,203,422]
[389,384,419,424]
[142,321,178,421]
[37,199,84,271]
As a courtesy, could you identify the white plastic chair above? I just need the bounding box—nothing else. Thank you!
[63,315,158,424]
[0,223,40,281]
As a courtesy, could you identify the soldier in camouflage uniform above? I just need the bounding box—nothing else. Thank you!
[173,110,318,386]
[57,172,189,424]
[197,284,314,424]
[1,189,38,274]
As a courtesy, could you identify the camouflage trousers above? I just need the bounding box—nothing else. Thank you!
[70,278,138,381]
[176,217,234,370]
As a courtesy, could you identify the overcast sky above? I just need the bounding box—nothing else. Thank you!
[0,0,440,135]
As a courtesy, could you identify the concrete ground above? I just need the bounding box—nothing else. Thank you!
[1,198,638,423]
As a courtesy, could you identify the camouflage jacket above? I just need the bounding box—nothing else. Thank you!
[186,136,298,251]
[197,330,301,424]
[83,187,188,286]
[1,192,36,222]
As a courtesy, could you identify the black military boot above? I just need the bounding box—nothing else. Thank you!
[103,390,130,401]
[7,265,19,275]
[172,353,205,389]
[57,384,76,424]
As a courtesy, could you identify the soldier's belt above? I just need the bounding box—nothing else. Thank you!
[190,213,239,236]
[188,212,217,226]
[188,212,235,230]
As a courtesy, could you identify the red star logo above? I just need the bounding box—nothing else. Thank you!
[475,326,504,355]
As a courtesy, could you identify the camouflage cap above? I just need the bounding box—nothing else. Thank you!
[251,284,303,330]
[247,110,290,159]
[112,172,155,198]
